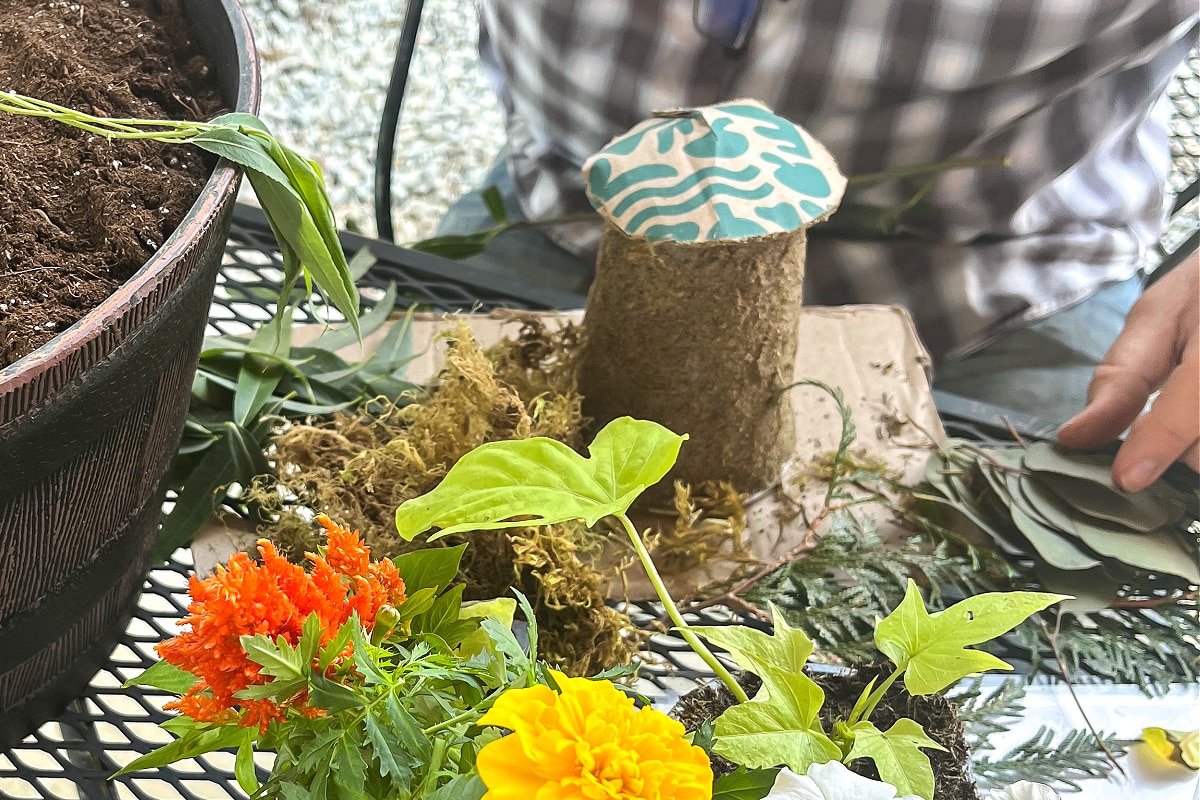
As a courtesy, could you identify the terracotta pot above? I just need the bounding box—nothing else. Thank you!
[0,0,259,747]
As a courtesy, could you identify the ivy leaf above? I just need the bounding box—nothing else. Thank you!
[874,580,1067,695]
[394,417,686,540]
[712,669,841,772]
[844,719,946,800]
[122,660,199,694]
[692,603,815,681]
[711,767,781,800]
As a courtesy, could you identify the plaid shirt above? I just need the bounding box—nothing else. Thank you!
[478,0,1198,359]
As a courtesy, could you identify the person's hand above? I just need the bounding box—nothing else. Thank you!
[1058,252,1199,492]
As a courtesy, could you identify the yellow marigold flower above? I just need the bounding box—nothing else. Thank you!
[477,671,713,800]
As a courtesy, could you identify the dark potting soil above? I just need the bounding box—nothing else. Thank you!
[0,0,223,369]
[671,665,978,800]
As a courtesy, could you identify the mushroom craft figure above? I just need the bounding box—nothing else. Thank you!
[579,99,846,493]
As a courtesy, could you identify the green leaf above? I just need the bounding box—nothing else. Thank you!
[191,124,292,186]
[874,580,1067,695]
[456,598,518,663]
[394,417,687,540]
[711,767,781,800]
[350,623,392,686]
[364,709,410,781]
[844,719,945,800]
[385,694,434,761]
[481,185,507,224]
[333,733,368,797]
[712,667,842,772]
[692,603,815,680]
[156,426,245,559]
[234,734,260,796]
[410,230,497,260]
[317,619,356,674]
[395,587,439,623]
[391,544,468,595]
[307,675,364,713]
[425,774,486,800]
[243,166,359,334]
[122,660,199,694]
[112,724,247,776]
[240,633,305,682]
[234,307,294,426]
[256,133,359,335]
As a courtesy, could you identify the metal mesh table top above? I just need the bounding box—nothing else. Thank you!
[0,207,696,800]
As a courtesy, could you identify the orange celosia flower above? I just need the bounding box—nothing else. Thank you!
[476,671,713,800]
[157,516,405,732]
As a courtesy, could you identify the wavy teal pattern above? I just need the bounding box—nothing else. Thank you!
[584,99,845,244]
[612,165,759,217]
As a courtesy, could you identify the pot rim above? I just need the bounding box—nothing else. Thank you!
[0,0,262,392]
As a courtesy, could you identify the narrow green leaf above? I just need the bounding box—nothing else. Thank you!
[409,231,495,260]
[385,694,434,761]
[317,620,356,674]
[244,168,360,333]
[481,185,507,224]
[350,624,391,686]
[234,308,293,426]
[394,417,686,540]
[234,734,260,796]
[157,435,240,559]
[113,724,247,776]
[122,660,199,694]
[307,675,365,713]
[333,734,368,797]
[190,125,291,185]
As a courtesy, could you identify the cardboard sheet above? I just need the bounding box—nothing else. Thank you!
[194,305,944,599]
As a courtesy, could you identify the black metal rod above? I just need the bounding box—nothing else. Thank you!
[374,0,426,242]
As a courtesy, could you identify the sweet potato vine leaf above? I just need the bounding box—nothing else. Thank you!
[843,718,946,800]
[693,606,841,772]
[394,417,686,540]
[874,580,1067,695]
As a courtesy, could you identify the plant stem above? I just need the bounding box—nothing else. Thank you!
[422,707,481,736]
[849,665,903,726]
[617,513,748,703]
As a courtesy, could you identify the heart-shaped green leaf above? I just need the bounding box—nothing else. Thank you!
[394,417,686,540]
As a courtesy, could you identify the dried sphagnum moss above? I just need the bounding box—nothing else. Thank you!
[255,316,643,675]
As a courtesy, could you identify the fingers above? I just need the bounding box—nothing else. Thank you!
[1057,362,1159,448]
[1057,296,1178,449]
[1110,338,1199,492]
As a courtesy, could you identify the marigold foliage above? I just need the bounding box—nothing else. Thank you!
[476,670,713,800]
[156,515,405,731]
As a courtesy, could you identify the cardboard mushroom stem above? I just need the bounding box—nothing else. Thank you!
[581,224,806,492]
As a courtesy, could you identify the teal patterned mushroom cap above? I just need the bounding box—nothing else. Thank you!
[583,99,846,243]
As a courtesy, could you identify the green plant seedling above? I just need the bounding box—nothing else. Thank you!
[394,416,749,702]
[393,417,1067,800]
